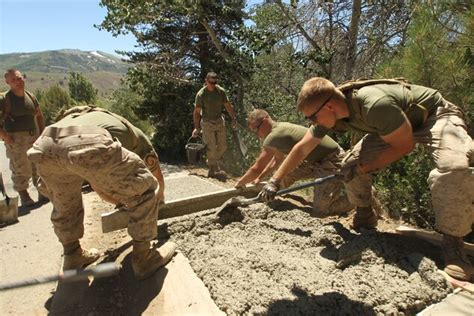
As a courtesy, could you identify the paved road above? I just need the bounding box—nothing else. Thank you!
[0,141,61,315]
[0,141,225,315]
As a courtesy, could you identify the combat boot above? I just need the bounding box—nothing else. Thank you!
[351,206,378,230]
[207,165,217,178]
[442,234,474,281]
[19,190,34,207]
[63,245,100,270]
[132,240,177,280]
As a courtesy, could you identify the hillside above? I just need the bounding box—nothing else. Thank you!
[0,49,131,96]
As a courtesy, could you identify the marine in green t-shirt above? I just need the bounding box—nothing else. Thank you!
[260,77,474,281]
[54,110,155,163]
[51,106,165,203]
[236,109,351,215]
[0,69,46,206]
[263,122,338,164]
[310,83,443,139]
[191,72,238,178]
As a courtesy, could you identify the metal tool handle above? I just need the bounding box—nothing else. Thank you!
[275,174,339,196]
[0,262,121,291]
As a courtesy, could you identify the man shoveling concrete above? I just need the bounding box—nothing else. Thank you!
[234,109,351,217]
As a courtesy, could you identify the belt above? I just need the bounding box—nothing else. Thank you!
[202,116,223,122]
[43,125,109,139]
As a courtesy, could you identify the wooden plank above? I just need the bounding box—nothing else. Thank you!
[395,225,474,256]
[101,183,264,233]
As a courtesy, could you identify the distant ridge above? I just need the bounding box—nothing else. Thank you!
[0,49,130,73]
[0,49,132,96]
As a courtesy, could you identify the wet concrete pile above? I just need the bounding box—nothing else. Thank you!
[160,200,452,315]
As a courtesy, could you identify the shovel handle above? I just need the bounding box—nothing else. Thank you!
[275,174,339,196]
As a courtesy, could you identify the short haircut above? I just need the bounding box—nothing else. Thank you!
[247,109,271,126]
[206,72,218,80]
[296,77,343,112]
[4,69,18,80]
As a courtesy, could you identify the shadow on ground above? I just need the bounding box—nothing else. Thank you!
[319,222,444,272]
[46,240,170,316]
[267,288,376,315]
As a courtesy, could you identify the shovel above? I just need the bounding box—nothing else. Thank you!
[232,123,248,157]
[0,262,120,291]
[216,174,339,215]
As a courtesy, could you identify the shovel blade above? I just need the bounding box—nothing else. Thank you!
[216,195,260,215]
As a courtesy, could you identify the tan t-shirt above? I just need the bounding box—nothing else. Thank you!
[195,85,229,120]
[263,122,339,163]
[311,83,443,138]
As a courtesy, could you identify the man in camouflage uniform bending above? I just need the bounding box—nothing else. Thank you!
[27,106,176,279]
[235,109,352,216]
[259,77,474,281]
[0,69,46,206]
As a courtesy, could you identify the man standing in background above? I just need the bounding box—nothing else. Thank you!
[192,72,238,178]
[0,69,46,206]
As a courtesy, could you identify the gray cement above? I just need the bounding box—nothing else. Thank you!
[164,201,452,316]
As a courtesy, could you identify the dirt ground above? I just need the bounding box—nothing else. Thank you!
[0,163,460,315]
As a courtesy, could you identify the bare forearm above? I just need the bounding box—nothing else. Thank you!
[258,160,277,180]
[360,146,413,174]
[36,116,45,133]
[193,110,201,129]
[0,129,8,139]
[152,168,165,192]
[224,103,236,120]
[236,168,261,186]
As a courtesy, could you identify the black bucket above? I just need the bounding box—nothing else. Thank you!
[185,136,206,164]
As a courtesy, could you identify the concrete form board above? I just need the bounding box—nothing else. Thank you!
[101,175,264,233]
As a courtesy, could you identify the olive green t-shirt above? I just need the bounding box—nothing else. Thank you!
[263,122,339,163]
[0,90,38,132]
[310,83,443,138]
[195,85,229,120]
[53,111,154,160]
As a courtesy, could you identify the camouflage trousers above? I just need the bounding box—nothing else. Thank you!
[201,117,227,168]
[342,100,474,237]
[280,146,352,216]
[27,125,159,246]
[5,130,39,192]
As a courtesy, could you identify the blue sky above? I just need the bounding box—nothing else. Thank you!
[0,0,138,55]
[0,0,261,56]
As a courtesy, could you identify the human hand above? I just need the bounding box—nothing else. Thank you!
[3,134,14,145]
[231,119,238,130]
[251,178,261,184]
[192,128,201,138]
[234,183,245,189]
[257,179,280,203]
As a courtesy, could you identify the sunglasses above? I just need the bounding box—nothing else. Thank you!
[207,79,218,85]
[250,118,265,133]
[305,95,332,121]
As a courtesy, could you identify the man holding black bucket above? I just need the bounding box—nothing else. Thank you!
[191,72,238,178]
